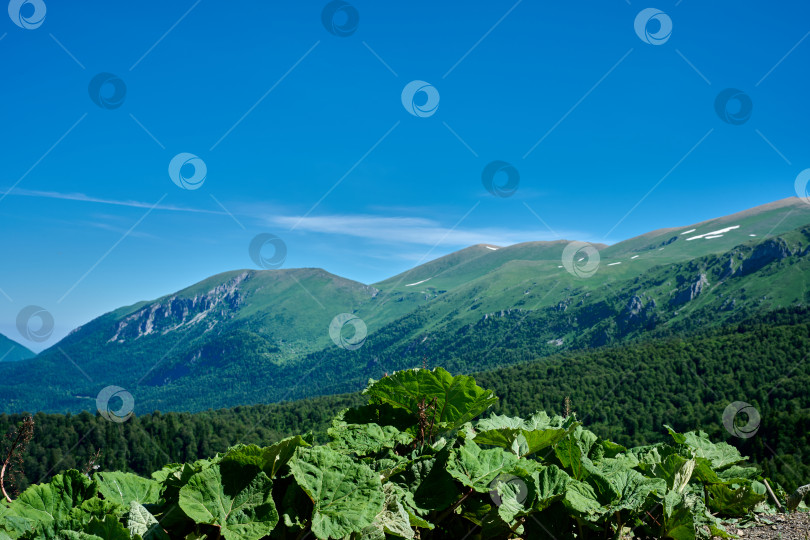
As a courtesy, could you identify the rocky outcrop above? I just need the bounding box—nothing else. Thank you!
[670,274,709,306]
[625,295,644,317]
[719,257,735,279]
[108,272,249,343]
[738,238,793,276]
[482,308,524,320]
[638,235,679,252]
[619,295,658,333]
[660,236,679,247]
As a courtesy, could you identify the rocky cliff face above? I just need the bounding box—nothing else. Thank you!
[671,274,709,306]
[108,272,250,343]
[618,294,658,333]
[738,238,793,276]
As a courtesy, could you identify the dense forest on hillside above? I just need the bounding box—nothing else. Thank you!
[2,309,808,496]
[0,368,794,540]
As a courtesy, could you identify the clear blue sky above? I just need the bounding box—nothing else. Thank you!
[1,0,809,350]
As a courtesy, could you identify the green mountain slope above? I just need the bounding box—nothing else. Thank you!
[3,309,808,495]
[1,197,809,414]
[0,334,34,363]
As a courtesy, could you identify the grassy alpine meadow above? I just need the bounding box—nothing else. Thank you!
[0,368,801,540]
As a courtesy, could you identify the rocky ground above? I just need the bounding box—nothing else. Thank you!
[718,512,810,539]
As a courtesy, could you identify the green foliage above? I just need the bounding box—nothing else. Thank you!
[362,367,498,433]
[178,463,279,540]
[0,369,784,539]
[3,310,809,501]
[288,446,384,539]
[94,471,160,508]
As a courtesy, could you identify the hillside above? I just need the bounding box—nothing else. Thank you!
[3,308,808,496]
[1,197,810,413]
[0,356,804,539]
[0,334,34,363]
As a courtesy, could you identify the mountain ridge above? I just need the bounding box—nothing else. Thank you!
[0,334,34,363]
[47,196,810,339]
[2,196,809,414]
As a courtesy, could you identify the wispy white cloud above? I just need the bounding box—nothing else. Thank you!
[268,213,580,247]
[0,188,608,248]
[0,188,223,214]
[78,220,157,239]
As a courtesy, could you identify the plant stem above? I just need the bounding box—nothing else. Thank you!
[294,516,313,540]
[0,460,10,503]
[434,488,474,524]
[764,479,783,511]
[1,423,29,503]
[508,517,525,537]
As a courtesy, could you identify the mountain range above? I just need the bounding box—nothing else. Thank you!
[2,196,809,414]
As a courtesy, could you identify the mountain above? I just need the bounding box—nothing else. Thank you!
[4,307,809,494]
[2,197,810,414]
[0,333,34,363]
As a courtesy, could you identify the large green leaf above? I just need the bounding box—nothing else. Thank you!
[659,500,696,540]
[57,533,104,540]
[475,411,567,432]
[638,453,696,493]
[474,425,572,458]
[716,465,761,482]
[446,439,519,493]
[45,514,133,540]
[390,453,459,514]
[602,468,666,513]
[221,435,310,478]
[1,470,97,536]
[363,483,414,539]
[561,479,604,518]
[288,446,384,539]
[75,515,133,540]
[94,471,161,509]
[705,484,767,517]
[491,474,533,525]
[151,456,219,485]
[362,368,498,431]
[327,423,412,456]
[553,425,616,481]
[530,464,571,512]
[127,501,169,540]
[68,497,122,523]
[178,463,279,540]
[665,426,746,470]
[340,403,418,432]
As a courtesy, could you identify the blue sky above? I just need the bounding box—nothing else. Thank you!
[1,0,809,350]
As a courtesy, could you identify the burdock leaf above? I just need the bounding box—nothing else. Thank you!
[94,471,161,508]
[446,439,519,493]
[221,435,310,478]
[178,463,278,540]
[327,423,413,456]
[126,501,169,539]
[363,368,498,431]
[288,446,385,539]
[1,470,96,534]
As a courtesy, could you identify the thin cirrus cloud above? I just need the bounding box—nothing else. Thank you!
[0,188,224,214]
[2,188,595,248]
[267,214,578,248]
